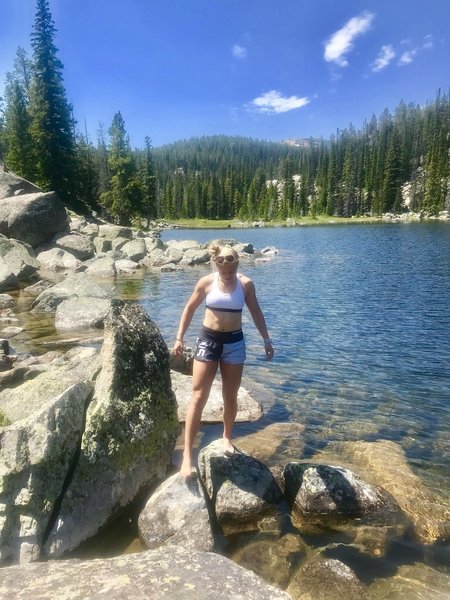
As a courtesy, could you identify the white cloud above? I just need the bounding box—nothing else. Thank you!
[397,35,433,66]
[324,11,375,67]
[232,44,247,59]
[372,44,396,72]
[422,34,434,50]
[398,49,417,66]
[251,90,310,114]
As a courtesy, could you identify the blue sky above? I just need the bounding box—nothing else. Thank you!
[1,0,449,148]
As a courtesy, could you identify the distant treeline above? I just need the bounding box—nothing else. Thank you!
[151,93,450,220]
[1,1,449,223]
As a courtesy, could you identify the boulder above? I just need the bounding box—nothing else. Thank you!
[115,258,140,272]
[0,325,23,339]
[0,192,68,247]
[232,533,306,589]
[0,345,101,564]
[0,238,39,281]
[169,345,194,375]
[120,238,147,261]
[315,439,450,544]
[144,236,165,253]
[0,546,291,599]
[166,239,201,252]
[159,263,181,272]
[84,256,117,277]
[368,562,450,600]
[36,248,81,271]
[97,224,133,240]
[282,463,402,525]
[79,222,99,239]
[55,297,112,330]
[0,294,15,309]
[149,249,175,268]
[138,472,214,552]
[260,246,278,255]
[234,423,305,470]
[0,259,19,292]
[110,236,129,251]
[0,168,41,199]
[287,558,369,600]
[93,237,112,254]
[198,439,285,534]
[0,382,93,564]
[164,245,183,263]
[54,233,95,260]
[233,242,254,254]
[171,370,263,423]
[0,347,101,424]
[180,248,211,266]
[31,273,111,313]
[45,301,180,558]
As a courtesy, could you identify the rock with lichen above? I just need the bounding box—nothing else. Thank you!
[44,300,180,558]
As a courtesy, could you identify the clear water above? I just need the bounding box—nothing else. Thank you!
[133,223,450,492]
[14,222,449,594]
[126,223,450,595]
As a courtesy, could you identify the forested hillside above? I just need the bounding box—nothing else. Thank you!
[1,2,449,223]
[151,94,450,220]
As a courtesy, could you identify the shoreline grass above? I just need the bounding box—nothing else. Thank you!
[168,215,406,229]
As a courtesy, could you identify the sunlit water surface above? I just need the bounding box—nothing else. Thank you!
[12,222,449,597]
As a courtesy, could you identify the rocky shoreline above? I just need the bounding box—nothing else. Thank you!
[1,170,449,599]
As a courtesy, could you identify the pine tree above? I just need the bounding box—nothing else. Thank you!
[75,124,98,210]
[0,96,6,163]
[29,0,80,209]
[3,48,34,179]
[138,136,158,225]
[101,111,141,224]
[96,123,110,197]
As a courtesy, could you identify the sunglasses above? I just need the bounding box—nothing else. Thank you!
[215,254,237,264]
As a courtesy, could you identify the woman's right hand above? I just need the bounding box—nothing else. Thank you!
[171,339,184,356]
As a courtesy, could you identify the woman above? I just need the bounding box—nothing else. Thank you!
[172,243,274,477]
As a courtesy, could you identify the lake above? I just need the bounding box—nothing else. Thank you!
[125,222,450,596]
[136,223,450,487]
[29,221,448,596]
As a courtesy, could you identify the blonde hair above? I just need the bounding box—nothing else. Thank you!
[208,244,239,261]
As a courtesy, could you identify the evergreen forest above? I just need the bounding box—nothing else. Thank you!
[0,1,449,224]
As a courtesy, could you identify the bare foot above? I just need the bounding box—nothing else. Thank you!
[180,455,195,478]
[223,438,235,455]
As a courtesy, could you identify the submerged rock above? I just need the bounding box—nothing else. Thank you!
[234,423,305,470]
[368,562,450,600]
[0,546,291,599]
[172,370,263,423]
[315,440,450,544]
[287,558,369,600]
[232,534,306,589]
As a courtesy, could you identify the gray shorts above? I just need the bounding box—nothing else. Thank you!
[194,327,246,364]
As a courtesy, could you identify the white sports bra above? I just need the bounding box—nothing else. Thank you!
[205,272,245,313]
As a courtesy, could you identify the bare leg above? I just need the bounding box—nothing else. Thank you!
[220,361,244,454]
[180,359,218,476]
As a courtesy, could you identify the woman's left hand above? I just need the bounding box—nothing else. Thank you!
[264,341,274,361]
